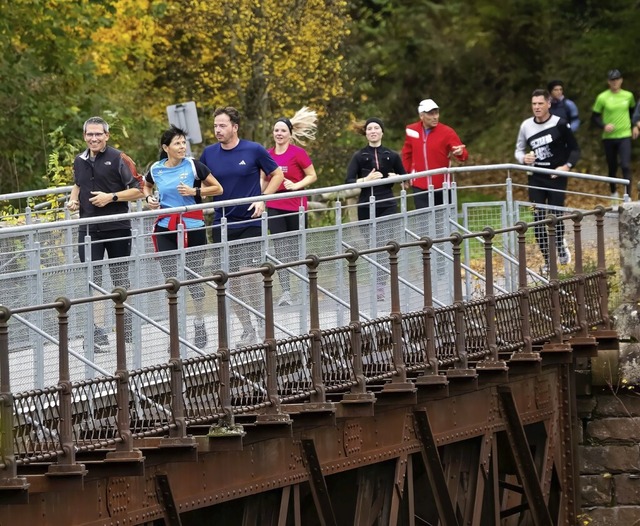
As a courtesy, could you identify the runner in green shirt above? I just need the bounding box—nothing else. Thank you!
[591,69,636,197]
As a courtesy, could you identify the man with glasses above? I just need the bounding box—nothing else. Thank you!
[67,116,143,349]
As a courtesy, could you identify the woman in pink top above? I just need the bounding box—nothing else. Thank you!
[264,107,318,306]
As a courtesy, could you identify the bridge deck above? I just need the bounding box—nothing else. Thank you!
[0,173,620,525]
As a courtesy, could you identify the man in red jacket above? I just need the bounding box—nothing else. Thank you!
[401,99,468,207]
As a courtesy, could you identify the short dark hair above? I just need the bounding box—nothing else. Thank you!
[531,89,550,100]
[158,126,187,159]
[547,80,563,92]
[213,106,240,126]
[83,116,109,134]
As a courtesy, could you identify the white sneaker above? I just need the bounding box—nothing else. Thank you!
[558,239,572,265]
[277,290,292,306]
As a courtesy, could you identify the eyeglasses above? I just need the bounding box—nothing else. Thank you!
[85,132,106,138]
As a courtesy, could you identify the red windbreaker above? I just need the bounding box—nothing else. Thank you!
[401,122,468,190]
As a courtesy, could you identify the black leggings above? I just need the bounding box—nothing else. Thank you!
[357,201,398,287]
[412,187,450,208]
[603,137,632,194]
[154,226,207,300]
[528,177,567,263]
[267,208,306,293]
[78,228,131,289]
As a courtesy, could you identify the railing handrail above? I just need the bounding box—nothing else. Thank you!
[0,163,630,236]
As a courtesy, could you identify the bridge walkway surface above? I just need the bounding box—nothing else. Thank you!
[0,165,623,525]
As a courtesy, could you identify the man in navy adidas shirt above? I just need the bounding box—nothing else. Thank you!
[200,106,284,345]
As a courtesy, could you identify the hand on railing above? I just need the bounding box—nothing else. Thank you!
[66,199,79,212]
[361,168,383,183]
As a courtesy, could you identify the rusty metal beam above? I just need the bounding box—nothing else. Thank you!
[389,453,409,526]
[155,473,182,526]
[278,485,291,526]
[497,386,553,526]
[413,409,460,526]
[469,433,492,526]
[300,439,337,526]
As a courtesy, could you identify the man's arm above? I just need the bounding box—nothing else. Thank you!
[566,99,580,132]
[248,167,284,218]
[67,184,81,211]
[591,94,605,129]
[448,130,468,161]
[262,167,284,195]
[514,124,527,164]
[401,129,414,173]
[119,152,144,200]
[561,122,580,168]
[632,102,640,139]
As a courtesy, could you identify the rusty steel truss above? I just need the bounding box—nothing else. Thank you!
[0,207,618,525]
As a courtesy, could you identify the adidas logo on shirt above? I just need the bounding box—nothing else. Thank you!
[239,160,246,165]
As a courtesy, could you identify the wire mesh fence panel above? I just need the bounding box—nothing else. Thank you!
[400,311,429,373]
[405,205,454,306]
[463,299,492,361]
[584,273,606,327]
[71,377,122,450]
[433,306,459,366]
[528,285,556,344]
[276,336,313,402]
[229,344,269,408]
[360,318,395,381]
[129,365,175,436]
[320,327,355,389]
[183,354,223,423]
[494,293,525,353]
[559,279,581,335]
[13,386,63,462]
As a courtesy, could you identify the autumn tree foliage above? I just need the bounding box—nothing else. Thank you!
[0,0,115,193]
[149,0,352,146]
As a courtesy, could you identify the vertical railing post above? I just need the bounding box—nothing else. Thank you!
[0,305,28,498]
[416,237,446,385]
[451,233,469,369]
[342,249,376,408]
[382,242,414,394]
[107,287,141,460]
[573,214,589,339]
[483,228,498,359]
[165,278,187,440]
[511,222,539,362]
[306,256,326,403]
[545,216,571,351]
[48,297,86,476]
[477,228,508,373]
[262,263,289,409]
[0,307,18,482]
[345,249,366,395]
[595,206,612,328]
[211,271,234,429]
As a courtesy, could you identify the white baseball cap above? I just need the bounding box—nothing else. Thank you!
[418,99,439,113]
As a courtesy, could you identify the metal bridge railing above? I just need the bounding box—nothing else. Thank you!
[0,165,621,475]
[0,203,614,476]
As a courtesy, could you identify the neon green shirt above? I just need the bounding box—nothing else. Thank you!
[592,89,635,139]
